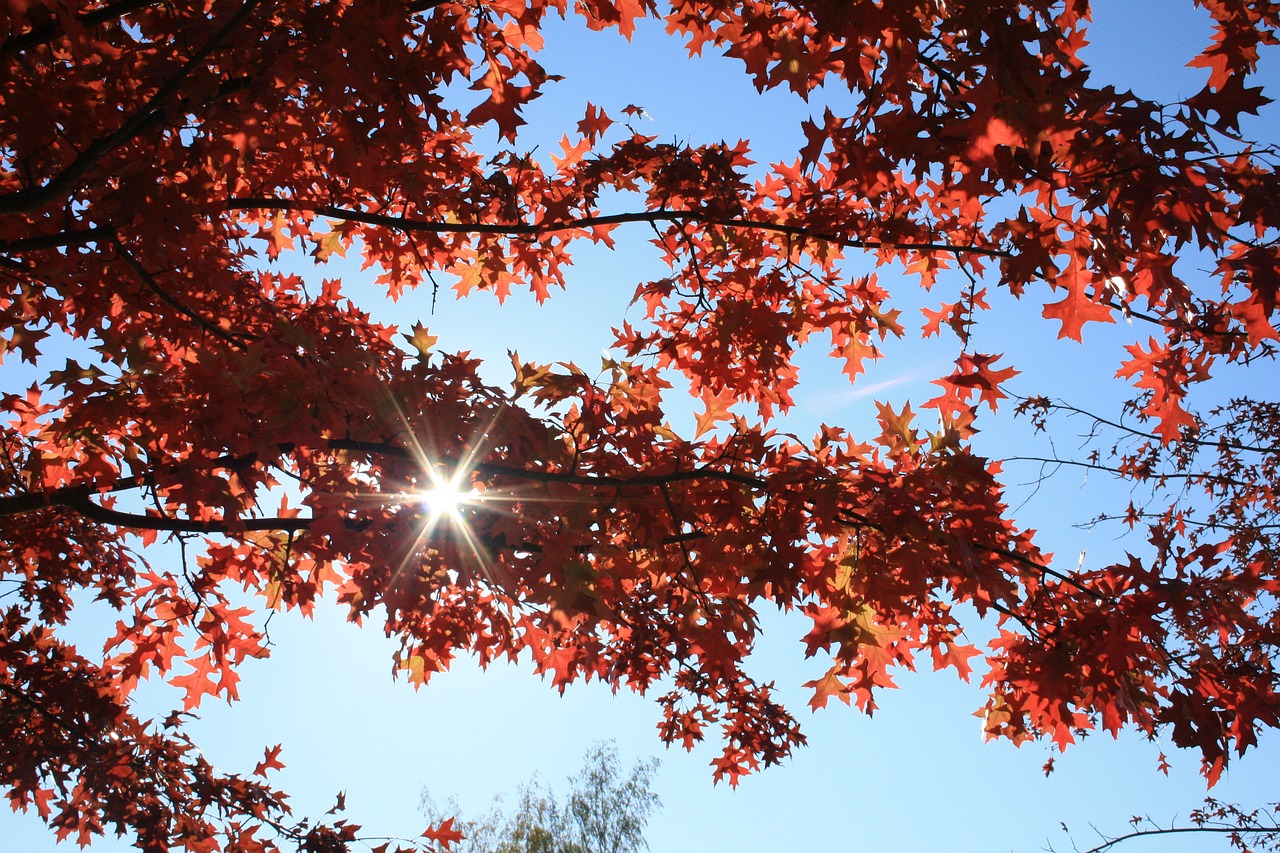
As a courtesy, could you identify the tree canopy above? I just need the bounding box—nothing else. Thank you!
[421,741,660,853]
[1,0,1278,851]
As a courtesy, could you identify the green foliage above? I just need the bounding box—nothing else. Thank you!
[421,742,660,853]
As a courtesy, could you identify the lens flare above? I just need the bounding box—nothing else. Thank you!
[416,471,477,521]
[369,392,511,590]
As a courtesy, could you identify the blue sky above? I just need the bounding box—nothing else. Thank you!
[3,3,1278,852]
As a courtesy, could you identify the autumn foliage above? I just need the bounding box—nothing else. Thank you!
[1,0,1279,850]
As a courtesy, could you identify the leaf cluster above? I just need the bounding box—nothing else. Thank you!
[2,0,1280,849]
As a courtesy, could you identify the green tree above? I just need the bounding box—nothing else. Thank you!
[421,743,660,853]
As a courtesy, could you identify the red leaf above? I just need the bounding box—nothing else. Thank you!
[1041,254,1115,341]
[422,817,464,849]
[576,102,613,142]
[253,745,285,778]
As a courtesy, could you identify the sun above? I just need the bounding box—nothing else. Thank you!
[415,471,478,521]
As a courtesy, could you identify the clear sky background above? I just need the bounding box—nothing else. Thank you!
[3,3,1278,852]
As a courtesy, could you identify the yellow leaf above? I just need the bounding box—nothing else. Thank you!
[403,323,438,359]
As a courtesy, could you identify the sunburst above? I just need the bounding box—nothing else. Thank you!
[372,395,516,591]
[367,387,592,594]
[413,464,480,523]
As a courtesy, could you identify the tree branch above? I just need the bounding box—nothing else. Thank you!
[0,450,258,516]
[63,495,313,533]
[109,235,252,347]
[0,225,111,254]
[1024,397,1280,455]
[222,197,1015,260]
[1,438,1093,604]
[0,439,767,526]
[1,0,154,56]
[325,437,769,490]
[1073,823,1280,853]
[406,0,451,13]
[1005,454,1258,490]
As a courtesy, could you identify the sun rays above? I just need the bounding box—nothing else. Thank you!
[386,412,501,590]
[370,392,530,593]
[413,464,480,525]
[356,383,598,598]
